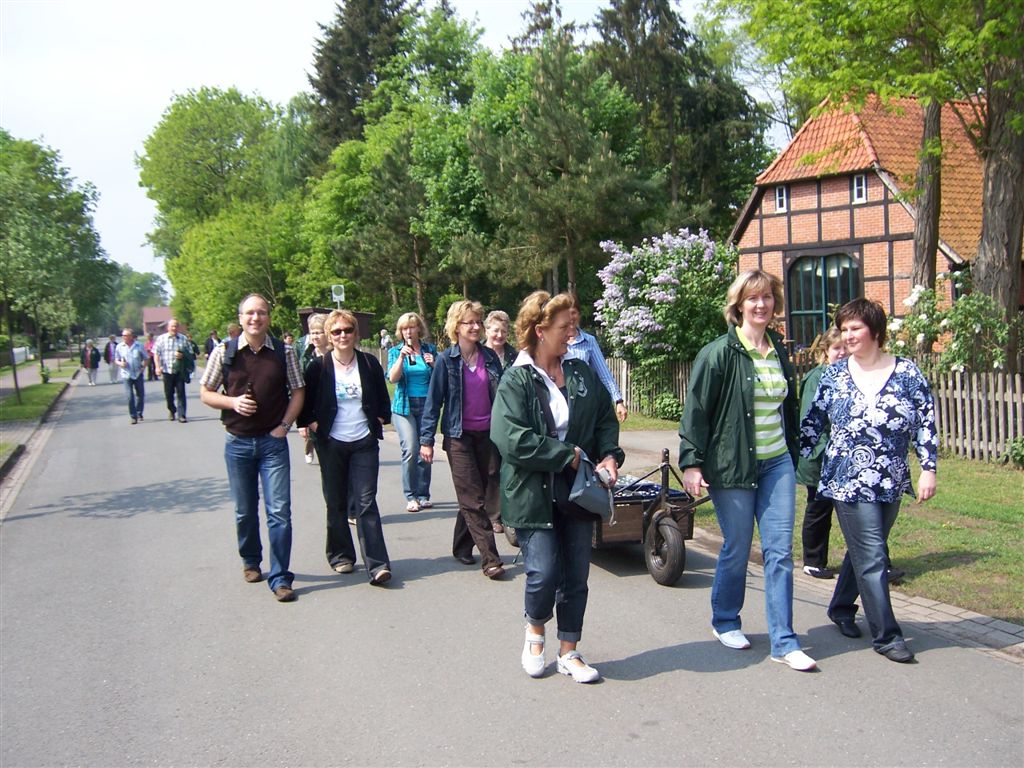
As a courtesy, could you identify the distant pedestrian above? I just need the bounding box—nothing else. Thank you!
[79,339,100,386]
[379,328,392,349]
[299,309,393,585]
[299,313,330,466]
[153,319,193,422]
[103,335,118,383]
[800,298,937,664]
[144,333,158,380]
[226,323,241,340]
[200,293,305,603]
[204,330,221,358]
[114,328,147,424]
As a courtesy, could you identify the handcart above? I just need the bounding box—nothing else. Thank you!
[506,449,711,586]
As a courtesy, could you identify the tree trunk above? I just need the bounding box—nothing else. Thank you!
[912,99,941,354]
[4,296,22,404]
[974,77,1024,375]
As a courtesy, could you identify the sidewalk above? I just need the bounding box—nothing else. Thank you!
[617,428,1024,663]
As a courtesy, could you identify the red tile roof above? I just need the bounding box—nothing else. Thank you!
[754,96,984,262]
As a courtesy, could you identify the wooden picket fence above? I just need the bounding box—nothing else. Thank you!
[608,357,1024,462]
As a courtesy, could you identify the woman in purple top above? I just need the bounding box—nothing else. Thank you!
[420,300,506,578]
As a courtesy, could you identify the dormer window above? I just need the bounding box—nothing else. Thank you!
[852,174,867,203]
[775,185,789,212]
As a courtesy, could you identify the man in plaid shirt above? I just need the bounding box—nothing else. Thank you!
[153,318,192,422]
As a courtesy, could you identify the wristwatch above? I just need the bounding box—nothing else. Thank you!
[279,422,292,431]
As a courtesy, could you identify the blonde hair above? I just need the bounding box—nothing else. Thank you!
[723,269,784,326]
[444,299,484,342]
[395,312,428,340]
[307,313,328,332]
[811,326,844,364]
[325,309,359,341]
[514,290,575,355]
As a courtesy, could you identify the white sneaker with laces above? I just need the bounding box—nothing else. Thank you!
[557,650,600,683]
[771,649,817,671]
[304,453,314,465]
[522,627,546,678]
[713,629,751,649]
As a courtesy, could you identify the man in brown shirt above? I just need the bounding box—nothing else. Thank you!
[200,294,305,602]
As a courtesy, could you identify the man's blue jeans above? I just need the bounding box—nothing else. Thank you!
[708,453,800,657]
[124,376,144,419]
[517,512,594,643]
[829,500,904,650]
[393,397,431,502]
[224,433,293,592]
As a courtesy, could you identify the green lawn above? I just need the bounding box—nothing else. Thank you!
[0,383,66,422]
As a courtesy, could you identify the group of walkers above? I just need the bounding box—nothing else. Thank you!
[97,268,935,682]
[678,270,936,672]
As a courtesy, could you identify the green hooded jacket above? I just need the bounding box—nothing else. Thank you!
[490,358,625,530]
[677,325,799,489]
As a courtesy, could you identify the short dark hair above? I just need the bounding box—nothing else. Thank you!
[835,298,888,347]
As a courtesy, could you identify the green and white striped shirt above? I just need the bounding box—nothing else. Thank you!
[737,329,788,460]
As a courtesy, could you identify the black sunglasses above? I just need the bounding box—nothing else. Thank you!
[330,327,356,336]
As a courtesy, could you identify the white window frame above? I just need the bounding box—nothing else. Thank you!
[852,173,867,203]
[775,185,788,212]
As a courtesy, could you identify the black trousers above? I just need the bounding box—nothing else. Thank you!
[444,430,501,570]
[162,372,187,417]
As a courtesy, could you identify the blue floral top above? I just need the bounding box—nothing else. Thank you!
[799,357,937,503]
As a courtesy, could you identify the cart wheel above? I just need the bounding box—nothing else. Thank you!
[644,517,685,585]
[504,526,520,548]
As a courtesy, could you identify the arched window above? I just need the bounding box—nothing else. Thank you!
[787,254,862,347]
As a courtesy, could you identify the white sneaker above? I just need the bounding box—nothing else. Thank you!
[418,499,433,509]
[522,627,546,678]
[771,649,817,671]
[304,453,314,465]
[713,629,751,649]
[557,650,600,683]
[405,500,420,513]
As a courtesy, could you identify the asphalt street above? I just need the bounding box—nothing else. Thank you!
[2,378,1022,767]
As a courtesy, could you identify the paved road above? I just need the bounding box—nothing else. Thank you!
[2,378,1022,767]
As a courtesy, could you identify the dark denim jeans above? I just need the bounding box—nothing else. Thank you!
[517,512,594,643]
[393,397,431,502]
[124,376,145,419]
[829,499,904,649]
[317,433,390,580]
[801,485,835,568]
[224,433,293,592]
[708,453,800,657]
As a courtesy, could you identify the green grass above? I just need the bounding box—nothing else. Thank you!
[621,412,678,431]
[0,383,66,422]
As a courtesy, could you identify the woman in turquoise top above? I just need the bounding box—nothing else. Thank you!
[388,312,437,512]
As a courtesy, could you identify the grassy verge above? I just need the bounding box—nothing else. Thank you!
[0,383,66,422]
[678,457,1024,625]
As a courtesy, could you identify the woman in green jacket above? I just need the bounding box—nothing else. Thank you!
[491,291,624,683]
[796,326,846,578]
[678,269,815,671]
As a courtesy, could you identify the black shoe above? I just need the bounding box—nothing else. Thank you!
[168,412,176,421]
[803,565,836,579]
[130,417,138,425]
[878,640,915,663]
[886,567,906,583]
[832,617,862,638]
[454,554,476,566]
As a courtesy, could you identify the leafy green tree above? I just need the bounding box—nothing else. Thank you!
[470,32,656,295]
[107,264,168,332]
[136,87,276,259]
[261,94,320,203]
[307,0,413,163]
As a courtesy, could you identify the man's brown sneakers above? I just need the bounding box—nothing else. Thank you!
[243,567,263,583]
[274,585,296,602]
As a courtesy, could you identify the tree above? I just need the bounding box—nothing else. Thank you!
[469,32,656,296]
[108,265,168,332]
[307,0,412,163]
[136,87,276,259]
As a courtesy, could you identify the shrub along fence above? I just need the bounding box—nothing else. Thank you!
[609,357,1023,462]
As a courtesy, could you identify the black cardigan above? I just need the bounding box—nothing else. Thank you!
[297,350,391,439]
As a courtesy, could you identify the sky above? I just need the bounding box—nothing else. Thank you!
[0,0,701,284]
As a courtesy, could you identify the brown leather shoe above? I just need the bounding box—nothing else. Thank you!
[274,585,296,602]
[243,567,263,583]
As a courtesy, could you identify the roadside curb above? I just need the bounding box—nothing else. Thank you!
[0,379,72,492]
[687,523,1024,665]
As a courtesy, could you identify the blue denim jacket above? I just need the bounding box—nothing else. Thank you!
[419,343,503,446]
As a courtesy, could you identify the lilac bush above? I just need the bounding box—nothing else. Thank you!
[596,229,738,365]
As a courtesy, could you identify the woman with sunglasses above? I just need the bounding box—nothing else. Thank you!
[388,312,438,513]
[298,310,394,585]
[420,300,505,578]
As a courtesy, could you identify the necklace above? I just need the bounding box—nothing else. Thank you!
[333,352,356,368]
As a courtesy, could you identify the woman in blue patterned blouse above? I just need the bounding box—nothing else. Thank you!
[800,298,937,663]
